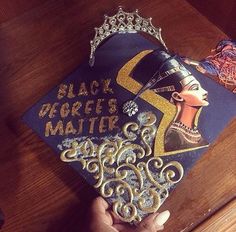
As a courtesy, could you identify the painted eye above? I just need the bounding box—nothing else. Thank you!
[190,84,199,90]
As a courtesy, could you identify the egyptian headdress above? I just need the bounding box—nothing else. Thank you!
[23,8,236,223]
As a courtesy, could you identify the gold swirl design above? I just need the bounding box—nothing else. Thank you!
[123,122,139,141]
[60,112,184,223]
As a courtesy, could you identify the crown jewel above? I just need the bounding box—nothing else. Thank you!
[89,7,168,66]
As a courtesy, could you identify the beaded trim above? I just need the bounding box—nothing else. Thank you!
[170,121,202,144]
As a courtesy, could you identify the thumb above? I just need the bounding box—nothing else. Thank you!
[135,210,170,232]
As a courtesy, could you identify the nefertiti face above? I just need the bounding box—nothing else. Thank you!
[173,75,209,107]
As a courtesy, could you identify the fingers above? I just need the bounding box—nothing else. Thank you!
[110,210,124,224]
[90,197,170,232]
[91,196,109,214]
[135,210,170,232]
[154,210,170,227]
[90,197,113,227]
[113,210,170,232]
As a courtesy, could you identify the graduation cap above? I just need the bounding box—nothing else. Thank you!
[23,8,236,223]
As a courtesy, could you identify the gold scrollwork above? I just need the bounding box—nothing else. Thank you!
[60,112,184,222]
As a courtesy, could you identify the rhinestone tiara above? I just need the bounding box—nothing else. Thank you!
[89,7,168,66]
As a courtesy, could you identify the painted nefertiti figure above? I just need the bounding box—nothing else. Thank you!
[132,49,209,152]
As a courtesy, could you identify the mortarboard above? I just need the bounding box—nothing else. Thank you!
[23,8,236,223]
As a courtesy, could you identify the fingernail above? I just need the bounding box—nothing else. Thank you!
[157,225,164,231]
[154,210,170,226]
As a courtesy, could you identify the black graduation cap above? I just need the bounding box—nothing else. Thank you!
[23,8,236,223]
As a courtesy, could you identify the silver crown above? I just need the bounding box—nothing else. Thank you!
[89,7,168,66]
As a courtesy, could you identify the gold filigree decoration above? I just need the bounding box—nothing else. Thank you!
[60,112,184,223]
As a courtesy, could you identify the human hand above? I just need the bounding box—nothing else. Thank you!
[88,197,170,232]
